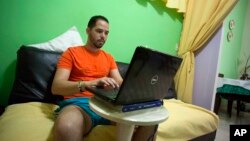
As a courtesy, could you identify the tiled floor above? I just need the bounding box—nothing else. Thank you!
[215,99,250,141]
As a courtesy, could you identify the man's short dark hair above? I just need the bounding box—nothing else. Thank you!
[87,15,109,29]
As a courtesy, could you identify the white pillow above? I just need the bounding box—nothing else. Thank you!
[29,26,84,52]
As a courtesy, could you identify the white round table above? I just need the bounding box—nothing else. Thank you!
[89,97,169,141]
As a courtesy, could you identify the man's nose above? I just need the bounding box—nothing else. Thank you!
[100,32,106,38]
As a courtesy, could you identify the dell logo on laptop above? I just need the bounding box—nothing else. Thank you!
[151,75,158,85]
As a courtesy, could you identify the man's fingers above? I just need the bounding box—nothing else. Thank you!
[103,78,119,88]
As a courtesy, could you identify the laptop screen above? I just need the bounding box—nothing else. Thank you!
[114,46,182,104]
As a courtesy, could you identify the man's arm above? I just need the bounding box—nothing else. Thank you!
[51,68,122,96]
[109,69,123,86]
[51,68,82,96]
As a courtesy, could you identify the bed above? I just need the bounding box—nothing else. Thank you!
[0,46,219,141]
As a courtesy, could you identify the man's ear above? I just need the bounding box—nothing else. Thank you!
[86,28,90,35]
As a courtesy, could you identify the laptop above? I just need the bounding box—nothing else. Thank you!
[86,46,182,105]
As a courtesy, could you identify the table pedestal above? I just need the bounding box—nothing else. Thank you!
[117,123,135,141]
[89,97,169,141]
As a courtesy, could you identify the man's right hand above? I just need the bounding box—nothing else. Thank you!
[95,77,119,88]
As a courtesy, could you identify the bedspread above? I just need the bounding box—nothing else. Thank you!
[0,99,218,141]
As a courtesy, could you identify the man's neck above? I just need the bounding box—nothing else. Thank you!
[84,44,100,53]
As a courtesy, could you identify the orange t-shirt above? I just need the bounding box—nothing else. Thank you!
[57,46,118,99]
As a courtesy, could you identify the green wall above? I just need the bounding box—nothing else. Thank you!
[219,0,248,78]
[0,0,183,106]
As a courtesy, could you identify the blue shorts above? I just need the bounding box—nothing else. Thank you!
[55,97,111,128]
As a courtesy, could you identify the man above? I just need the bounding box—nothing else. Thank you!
[52,15,157,141]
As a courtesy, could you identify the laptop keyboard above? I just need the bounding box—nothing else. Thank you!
[96,87,120,99]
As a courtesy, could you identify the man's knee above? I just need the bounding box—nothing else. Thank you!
[54,105,92,134]
[56,118,76,129]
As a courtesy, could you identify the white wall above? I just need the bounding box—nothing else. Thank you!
[192,27,223,110]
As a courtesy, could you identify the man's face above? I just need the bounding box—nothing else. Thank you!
[87,20,109,48]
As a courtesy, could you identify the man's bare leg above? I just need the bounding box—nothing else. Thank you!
[53,105,92,141]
